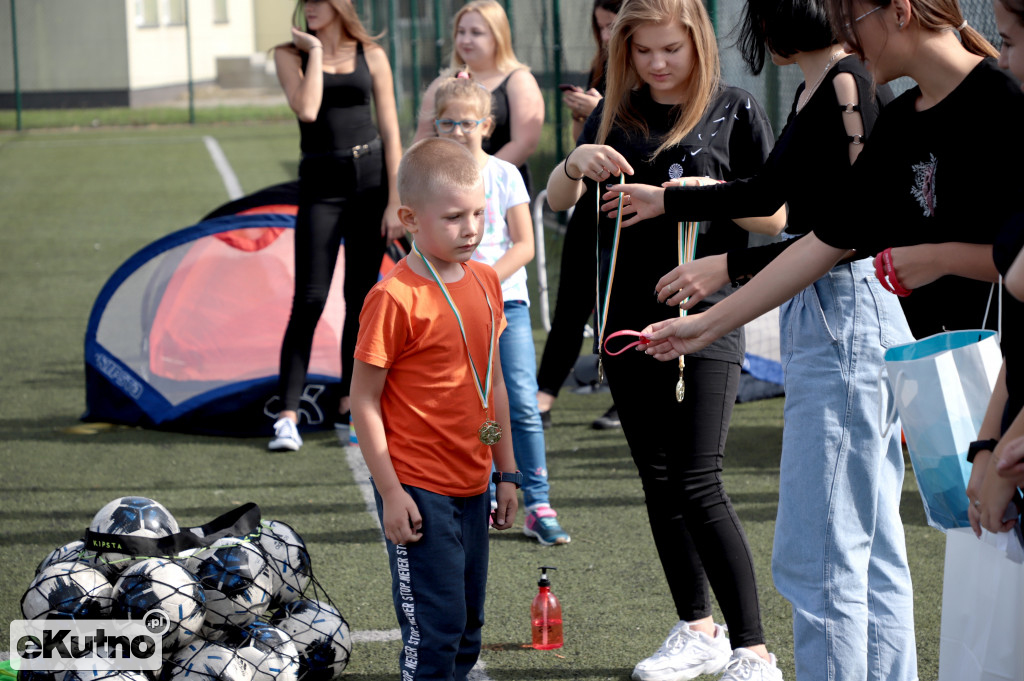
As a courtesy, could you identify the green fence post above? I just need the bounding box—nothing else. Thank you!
[411,0,420,121]
[388,0,399,106]
[503,0,513,34]
[185,0,195,124]
[433,0,444,73]
[10,0,21,131]
[552,0,564,162]
[707,0,718,31]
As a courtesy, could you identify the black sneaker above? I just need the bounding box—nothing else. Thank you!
[592,405,621,430]
[539,409,552,430]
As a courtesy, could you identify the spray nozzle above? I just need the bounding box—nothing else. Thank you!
[537,565,557,587]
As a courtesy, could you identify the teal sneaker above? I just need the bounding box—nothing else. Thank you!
[523,507,571,545]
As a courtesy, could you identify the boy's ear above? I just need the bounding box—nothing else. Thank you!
[397,205,418,233]
[481,115,495,140]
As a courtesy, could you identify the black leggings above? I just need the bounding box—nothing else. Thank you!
[278,152,387,412]
[536,207,597,397]
[605,353,765,649]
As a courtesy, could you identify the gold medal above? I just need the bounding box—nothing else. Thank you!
[478,420,502,446]
[675,375,685,403]
[597,356,604,384]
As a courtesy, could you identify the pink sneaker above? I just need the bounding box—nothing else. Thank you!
[523,507,571,545]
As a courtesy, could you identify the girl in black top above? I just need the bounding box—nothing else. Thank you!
[562,0,623,140]
[597,0,924,676]
[414,0,544,196]
[268,0,403,452]
[634,0,1024,539]
[547,1,786,678]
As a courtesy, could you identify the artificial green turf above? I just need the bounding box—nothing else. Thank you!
[0,123,946,681]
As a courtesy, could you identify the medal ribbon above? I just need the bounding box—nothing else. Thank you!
[412,240,496,411]
[595,174,626,371]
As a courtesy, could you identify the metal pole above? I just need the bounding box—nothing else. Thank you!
[503,0,513,35]
[433,0,444,75]
[410,0,420,123]
[184,0,195,124]
[388,0,399,107]
[552,0,564,161]
[9,0,21,130]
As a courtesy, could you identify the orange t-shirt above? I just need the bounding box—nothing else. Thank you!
[355,258,507,497]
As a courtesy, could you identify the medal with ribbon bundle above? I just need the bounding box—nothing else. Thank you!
[412,241,502,445]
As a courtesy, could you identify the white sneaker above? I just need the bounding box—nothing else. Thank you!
[268,417,302,451]
[631,620,731,681]
[719,648,783,681]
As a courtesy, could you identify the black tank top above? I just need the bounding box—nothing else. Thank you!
[481,70,532,195]
[298,43,378,154]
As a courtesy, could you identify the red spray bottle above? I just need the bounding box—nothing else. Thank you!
[531,566,563,650]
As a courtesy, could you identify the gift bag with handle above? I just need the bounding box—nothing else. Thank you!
[881,329,1001,530]
[939,527,1024,681]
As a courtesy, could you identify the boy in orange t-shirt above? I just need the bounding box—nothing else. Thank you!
[350,137,519,680]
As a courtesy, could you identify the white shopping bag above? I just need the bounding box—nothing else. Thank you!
[939,528,1024,681]
[881,329,1002,530]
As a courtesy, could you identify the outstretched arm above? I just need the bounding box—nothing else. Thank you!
[640,232,844,359]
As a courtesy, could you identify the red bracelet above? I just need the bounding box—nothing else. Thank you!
[873,247,912,297]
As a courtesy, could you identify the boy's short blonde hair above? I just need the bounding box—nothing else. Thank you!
[433,75,493,123]
[398,138,482,208]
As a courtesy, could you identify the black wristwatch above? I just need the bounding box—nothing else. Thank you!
[967,438,999,463]
[492,471,523,488]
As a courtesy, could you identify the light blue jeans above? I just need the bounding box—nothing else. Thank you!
[772,258,918,681]
[490,300,549,509]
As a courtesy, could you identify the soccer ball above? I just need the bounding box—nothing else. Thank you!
[269,599,350,681]
[224,621,299,681]
[88,497,180,573]
[112,558,206,652]
[36,540,119,579]
[21,562,113,619]
[161,641,254,681]
[184,538,274,637]
[254,521,311,606]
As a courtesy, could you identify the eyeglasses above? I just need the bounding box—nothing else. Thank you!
[434,118,487,134]
[842,4,884,35]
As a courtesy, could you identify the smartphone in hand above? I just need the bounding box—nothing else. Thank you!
[558,83,579,92]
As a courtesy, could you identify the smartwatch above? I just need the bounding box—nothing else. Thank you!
[492,471,523,488]
[967,438,999,463]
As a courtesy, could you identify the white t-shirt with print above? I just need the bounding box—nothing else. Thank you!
[471,155,532,305]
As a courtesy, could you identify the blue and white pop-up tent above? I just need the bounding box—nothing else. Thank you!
[82,182,407,437]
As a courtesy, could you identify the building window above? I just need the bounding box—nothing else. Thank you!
[135,0,159,27]
[213,0,229,24]
[165,0,185,26]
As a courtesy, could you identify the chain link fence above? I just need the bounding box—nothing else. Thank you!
[370,0,1002,145]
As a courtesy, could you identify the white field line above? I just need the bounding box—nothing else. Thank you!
[202,136,243,200]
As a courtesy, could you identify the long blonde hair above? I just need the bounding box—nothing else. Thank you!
[449,1,528,74]
[597,0,721,159]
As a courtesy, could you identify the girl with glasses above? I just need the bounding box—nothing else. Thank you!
[546,0,787,678]
[428,75,571,546]
[268,0,404,452]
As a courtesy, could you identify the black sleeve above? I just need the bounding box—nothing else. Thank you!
[726,239,797,284]
[663,172,787,222]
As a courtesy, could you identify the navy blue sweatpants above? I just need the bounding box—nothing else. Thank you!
[372,482,490,680]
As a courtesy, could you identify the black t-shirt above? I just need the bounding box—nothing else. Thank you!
[661,56,889,280]
[578,85,775,364]
[298,44,378,154]
[812,58,1024,336]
